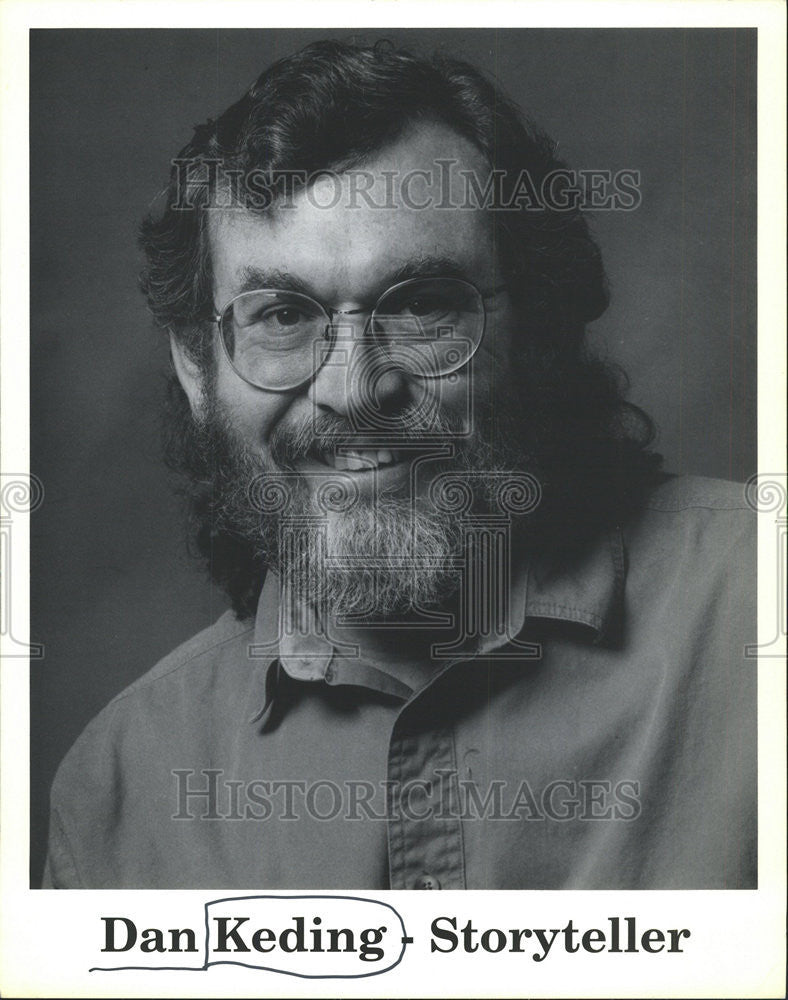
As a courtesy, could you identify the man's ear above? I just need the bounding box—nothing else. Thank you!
[169,331,206,418]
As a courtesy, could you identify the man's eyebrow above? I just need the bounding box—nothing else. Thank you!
[386,255,472,286]
[231,255,476,303]
[236,266,312,296]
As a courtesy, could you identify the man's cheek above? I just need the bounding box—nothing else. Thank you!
[214,376,293,449]
[427,371,474,436]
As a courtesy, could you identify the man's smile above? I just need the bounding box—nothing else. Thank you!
[317,447,402,472]
[297,445,412,488]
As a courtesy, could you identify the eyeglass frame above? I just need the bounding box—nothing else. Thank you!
[210,276,508,393]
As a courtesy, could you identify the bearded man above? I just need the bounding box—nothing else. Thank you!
[43,40,756,890]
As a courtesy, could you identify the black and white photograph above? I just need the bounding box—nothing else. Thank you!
[1,5,785,998]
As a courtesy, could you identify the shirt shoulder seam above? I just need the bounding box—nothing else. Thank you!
[108,617,256,707]
[644,475,749,513]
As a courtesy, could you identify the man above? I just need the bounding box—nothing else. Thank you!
[43,40,756,889]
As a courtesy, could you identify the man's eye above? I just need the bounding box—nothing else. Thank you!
[263,306,305,328]
[402,296,447,317]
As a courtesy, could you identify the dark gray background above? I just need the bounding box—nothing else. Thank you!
[30,28,756,885]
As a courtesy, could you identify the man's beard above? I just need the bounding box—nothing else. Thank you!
[188,377,535,620]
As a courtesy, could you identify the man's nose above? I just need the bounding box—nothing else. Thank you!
[306,321,409,423]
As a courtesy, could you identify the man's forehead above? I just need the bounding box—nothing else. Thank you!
[346,120,491,189]
[207,122,498,300]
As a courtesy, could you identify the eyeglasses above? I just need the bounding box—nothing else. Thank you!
[212,276,506,392]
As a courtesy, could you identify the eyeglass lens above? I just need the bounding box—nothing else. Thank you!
[219,277,483,390]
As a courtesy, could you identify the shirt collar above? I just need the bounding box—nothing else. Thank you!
[247,526,625,724]
[523,527,625,644]
[246,570,282,724]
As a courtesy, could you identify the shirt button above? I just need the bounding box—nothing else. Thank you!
[414,874,441,890]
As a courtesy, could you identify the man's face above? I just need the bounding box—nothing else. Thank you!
[208,122,514,479]
[176,123,522,616]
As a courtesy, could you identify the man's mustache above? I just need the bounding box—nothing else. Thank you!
[269,406,468,468]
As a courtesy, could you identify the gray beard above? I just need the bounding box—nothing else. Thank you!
[274,494,468,618]
[197,383,533,619]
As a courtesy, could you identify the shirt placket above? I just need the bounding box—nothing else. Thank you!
[386,706,466,890]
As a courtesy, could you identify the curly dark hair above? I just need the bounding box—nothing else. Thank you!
[140,39,609,361]
[141,39,663,620]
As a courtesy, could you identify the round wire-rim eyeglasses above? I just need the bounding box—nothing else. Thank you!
[212,275,507,392]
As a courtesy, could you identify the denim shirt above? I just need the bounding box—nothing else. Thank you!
[43,475,757,889]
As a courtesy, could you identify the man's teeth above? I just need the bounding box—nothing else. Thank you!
[330,449,397,471]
